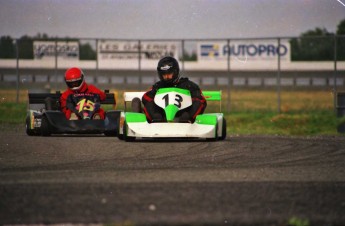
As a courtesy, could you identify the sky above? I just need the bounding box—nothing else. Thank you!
[0,0,344,40]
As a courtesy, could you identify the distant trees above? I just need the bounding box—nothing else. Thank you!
[0,33,96,60]
[18,35,34,59]
[181,50,197,61]
[290,18,345,61]
[0,35,39,59]
[290,28,334,61]
[0,36,15,58]
[79,42,96,60]
[1,19,345,61]
[337,19,345,60]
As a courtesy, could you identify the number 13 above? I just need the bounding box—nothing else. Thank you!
[162,94,183,108]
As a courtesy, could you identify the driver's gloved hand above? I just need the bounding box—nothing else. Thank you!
[151,113,165,123]
[179,112,192,123]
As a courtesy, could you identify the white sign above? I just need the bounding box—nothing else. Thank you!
[33,41,79,59]
[98,41,178,60]
[198,40,290,61]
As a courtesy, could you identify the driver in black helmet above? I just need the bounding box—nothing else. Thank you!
[141,56,207,123]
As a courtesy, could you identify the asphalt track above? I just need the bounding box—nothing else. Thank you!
[0,124,345,226]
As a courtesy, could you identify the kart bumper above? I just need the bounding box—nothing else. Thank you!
[28,110,121,135]
[47,111,120,135]
[126,122,217,138]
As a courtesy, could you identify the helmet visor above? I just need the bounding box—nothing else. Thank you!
[161,72,174,81]
[66,78,83,89]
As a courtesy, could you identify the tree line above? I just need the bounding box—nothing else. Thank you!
[290,18,345,61]
[0,34,96,60]
[0,19,344,61]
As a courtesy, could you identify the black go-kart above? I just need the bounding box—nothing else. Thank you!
[26,90,121,136]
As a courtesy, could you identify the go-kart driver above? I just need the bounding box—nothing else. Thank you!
[141,56,207,123]
[60,67,107,120]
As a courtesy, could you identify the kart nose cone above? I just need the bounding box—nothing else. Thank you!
[165,104,179,122]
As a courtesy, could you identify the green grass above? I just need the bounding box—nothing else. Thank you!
[1,102,343,136]
[226,111,343,136]
[288,217,310,226]
[1,89,344,136]
[0,102,27,124]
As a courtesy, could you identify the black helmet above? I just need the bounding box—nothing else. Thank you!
[157,56,180,84]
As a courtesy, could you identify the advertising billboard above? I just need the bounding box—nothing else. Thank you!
[33,41,79,59]
[198,40,290,62]
[98,41,179,61]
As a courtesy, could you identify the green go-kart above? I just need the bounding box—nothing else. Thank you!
[118,87,226,141]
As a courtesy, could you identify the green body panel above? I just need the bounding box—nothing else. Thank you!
[195,114,218,126]
[202,91,222,101]
[156,88,221,101]
[125,112,147,123]
[165,105,179,122]
[125,112,220,126]
[156,87,191,96]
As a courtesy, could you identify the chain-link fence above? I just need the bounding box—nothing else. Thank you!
[0,36,344,113]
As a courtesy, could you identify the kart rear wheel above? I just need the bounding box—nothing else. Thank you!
[40,115,51,136]
[219,118,227,140]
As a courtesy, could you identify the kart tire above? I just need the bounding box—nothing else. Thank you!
[118,133,124,140]
[219,118,227,140]
[131,97,142,113]
[26,115,38,136]
[123,121,136,142]
[104,130,117,137]
[40,115,51,136]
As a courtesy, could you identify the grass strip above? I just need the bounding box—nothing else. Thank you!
[1,102,343,136]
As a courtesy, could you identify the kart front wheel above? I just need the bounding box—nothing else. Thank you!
[123,121,136,142]
[104,130,117,137]
[40,115,51,136]
[117,133,124,140]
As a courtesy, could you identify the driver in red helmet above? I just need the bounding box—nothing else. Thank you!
[141,56,207,123]
[60,67,107,120]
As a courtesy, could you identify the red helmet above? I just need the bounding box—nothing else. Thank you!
[64,67,85,91]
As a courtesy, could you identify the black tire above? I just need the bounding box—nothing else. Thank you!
[118,133,124,140]
[40,115,51,136]
[104,130,117,137]
[219,117,227,140]
[131,97,142,113]
[117,118,124,140]
[26,115,38,136]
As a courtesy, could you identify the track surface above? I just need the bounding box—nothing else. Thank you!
[1,124,345,225]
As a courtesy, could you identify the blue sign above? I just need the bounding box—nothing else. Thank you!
[223,44,288,57]
[200,44,220,57]
[200,42,289,59]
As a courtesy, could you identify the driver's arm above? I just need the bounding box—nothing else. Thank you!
[60,91,76,119]
[87,84,106,101]
[189,87,207,121]
[60,91,70,113]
